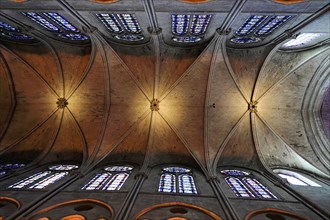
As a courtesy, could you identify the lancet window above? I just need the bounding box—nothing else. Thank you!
[158,166,197,194]
[0,21,34,40]
[22,12,88,41]
[96,13,144,42]
[231,15,293,44]
[81,166,133,191]
[221,169,278,199]
[171,14,212,43]
[8,165,78,189]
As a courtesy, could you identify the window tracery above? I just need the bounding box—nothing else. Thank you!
[81,165,132,191]
[0,21,34,40]
[158,166,197,194]
[0,163,25,176]
[171,14,212,43]
[8,164,78,189]
[221,169,278,199]
[231,15,293,44]
[22,12,89,41]
[96,13,144,42]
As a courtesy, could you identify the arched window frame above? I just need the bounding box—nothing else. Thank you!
[171,13,212,43]
[230,14,293,45]
[273,169,321,187]
[221,169,278,200]
[96,13,145,42]
[21,11,89,41]
[81,165,133,191]
[0,20,35,41]
[7,164,78,190]
[158,166,198,194]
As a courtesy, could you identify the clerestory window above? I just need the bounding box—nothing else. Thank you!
[273,169,321,187]
[158,166,197,194]
[221,169,278,199]
[0,163,25,176]
[0,21,34,40]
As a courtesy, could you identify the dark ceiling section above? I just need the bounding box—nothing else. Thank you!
[0,0,329,177]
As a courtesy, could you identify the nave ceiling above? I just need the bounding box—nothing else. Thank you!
[0,0,329,178]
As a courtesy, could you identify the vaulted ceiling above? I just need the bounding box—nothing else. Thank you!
[0,0,329,178]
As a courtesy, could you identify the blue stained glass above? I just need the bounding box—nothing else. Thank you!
[58,33,89,41]
[96,13,123,33]
[29,172,68,189]
[159,173,176,193]
[0,163,25,176]
[236,15,268,36]
[8,171,51,189]
[179,174,197,194]
[230,36,261,44]
[190,14,212,35]
[255,15,292,36]
[225,177,255,198]
[172,35,202,43]
[0,21,18,32]
[117,14,141,34]
[243,177,278,199]
[0,31,34,40]
[49,165,78,171]
[172,14,190,36]
[82,173,112,190]
[43,12,79,33]
[23,12,60,32]
[221,170,250,176]
[163,167,191,173]
[114,34,144,41]
[0,171,7,176]
[103,173,129,190]
[104,166,133,172]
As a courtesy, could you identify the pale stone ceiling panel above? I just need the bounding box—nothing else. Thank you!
[206,40,247,165]
[1,110,62,162]
[257,49,329,173]
[254,45,329,101]
[3,42,64,96]
[41,109,85,164]
[158,44,205,98]
[217,113,258,169]
[253,114,327,177]
[226,46,272,101]
[0,47,57,148]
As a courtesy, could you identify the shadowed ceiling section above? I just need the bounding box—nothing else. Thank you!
[0,46,57,152]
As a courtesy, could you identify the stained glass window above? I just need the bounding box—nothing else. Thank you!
[273,169,321,187]
[0,163,25,176]
[81,166,132,191]
[8,164,78,189]
[22,12,88,41]
[96,13,144,42]
[0,21,34,40]
[171,14,212,43]
[231,15,293,44]
[221,169,278,199]
[158,166,197,194]
[236,15,268,36]
[225,177,255,198]
[255,15,292,36]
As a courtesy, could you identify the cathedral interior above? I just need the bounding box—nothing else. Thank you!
[0,0,329,219]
